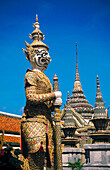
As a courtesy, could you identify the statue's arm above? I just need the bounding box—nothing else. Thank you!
[25,71,62,105]
[25,86,55,104]
[25,72,55,104]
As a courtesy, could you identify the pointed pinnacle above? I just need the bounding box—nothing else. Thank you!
[97,75,101,92]
[33,14,40,29]
[97,75,100,87]
[67,91,69,99]
[66,91,70,105]
[53,74,58,81]
[53,74,59,92]
[36,14,38,22]
[95,75,104,106]
[76,41,78,58]
[75,42,80,81]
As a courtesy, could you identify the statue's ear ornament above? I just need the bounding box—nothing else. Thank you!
[22,41,36,61]
[22,48,29,60]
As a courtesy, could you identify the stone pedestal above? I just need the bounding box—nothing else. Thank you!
[82,144,110,170]
[62,148,85,170]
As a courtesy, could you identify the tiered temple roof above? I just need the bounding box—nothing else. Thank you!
[63,93,77,130]
[69,43,94,120]
[0,111,21,149]
[62,91,89,129]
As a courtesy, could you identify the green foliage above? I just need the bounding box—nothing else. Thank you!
[67,158,83,170]
[67,161,75,169]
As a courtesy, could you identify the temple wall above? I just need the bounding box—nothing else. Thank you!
[62,148,85,170]
[82,144,110,170]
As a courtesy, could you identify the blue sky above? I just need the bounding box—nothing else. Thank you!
[0,0,110,115]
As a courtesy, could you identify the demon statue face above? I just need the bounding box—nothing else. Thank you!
[34,49,51,72]
[23,42,52,72]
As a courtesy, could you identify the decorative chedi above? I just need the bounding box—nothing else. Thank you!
[70,42,94,120]
[83,76,110,170]
[90,75,110,143]
[62,91,79,147]
[21,14,62,170]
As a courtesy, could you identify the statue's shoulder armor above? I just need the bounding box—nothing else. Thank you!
[25,69,39,86]
[25,69,52,89]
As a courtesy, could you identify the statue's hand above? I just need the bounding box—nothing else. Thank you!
[53,91,62,106]
[54,91,62,98]
[53,98,62,107]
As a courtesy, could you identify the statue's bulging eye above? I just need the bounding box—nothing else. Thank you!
[44,53,48,55]
[41,59,46,62]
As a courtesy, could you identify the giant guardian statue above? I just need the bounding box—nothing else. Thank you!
[21,15,62,170]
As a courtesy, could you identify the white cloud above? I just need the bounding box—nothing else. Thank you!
[2,107,6,110]
[19,106,24,113]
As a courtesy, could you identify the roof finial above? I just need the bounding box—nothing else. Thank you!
[33,14,40,29]
[97,75,100,88]
[76,41,78,61]
[36,14,38,22]
[75,42,80,81]
[66,91,70,106]
[96,75,101,94]
[53,74,59,92]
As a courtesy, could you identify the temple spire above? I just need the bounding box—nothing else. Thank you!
[70,42,94,120]
[75,42,80,81]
